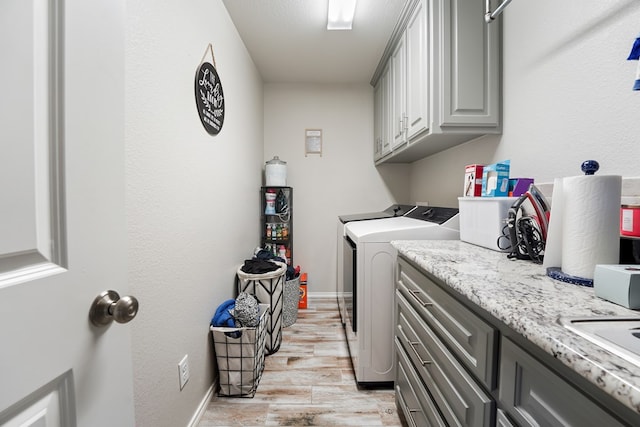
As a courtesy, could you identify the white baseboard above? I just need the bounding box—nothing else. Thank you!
[308,291,337,299]
[187,384,214,427]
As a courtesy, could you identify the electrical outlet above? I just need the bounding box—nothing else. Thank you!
[178,354,190,390]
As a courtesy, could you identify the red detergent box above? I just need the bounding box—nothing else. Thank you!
[463,164,484,197]
[298,272,307,309]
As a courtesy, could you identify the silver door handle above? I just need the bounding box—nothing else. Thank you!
[408,341,432,366]
[89,290,139,326]
[408,289,433,307]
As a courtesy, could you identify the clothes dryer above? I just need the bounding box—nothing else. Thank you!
[343,206,459,385]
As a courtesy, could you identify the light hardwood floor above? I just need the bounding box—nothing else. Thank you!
[198,297,402,426]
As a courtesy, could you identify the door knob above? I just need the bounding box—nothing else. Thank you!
[89,290,139,326]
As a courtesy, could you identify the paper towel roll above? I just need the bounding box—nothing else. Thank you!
[558,175,621,279]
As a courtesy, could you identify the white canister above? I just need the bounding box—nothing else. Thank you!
[265,156,287,186]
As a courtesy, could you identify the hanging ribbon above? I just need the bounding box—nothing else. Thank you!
[626,34,640,91]
[199,43,217,69]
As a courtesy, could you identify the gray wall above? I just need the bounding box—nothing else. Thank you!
[126,1,264,426]
[409,0,640,206]
[263,83,410,295]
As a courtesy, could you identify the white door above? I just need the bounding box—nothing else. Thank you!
[0,1,135,426]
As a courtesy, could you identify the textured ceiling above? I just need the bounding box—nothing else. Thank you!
[222,0,407,84]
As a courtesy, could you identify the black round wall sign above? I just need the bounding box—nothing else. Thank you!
[194,62,225,135]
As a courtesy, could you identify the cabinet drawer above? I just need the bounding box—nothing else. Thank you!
[499,338,626,427]
[396,290,494,427]
[496,409,516,427]
[398,257,497,388]
[395,338,446,427]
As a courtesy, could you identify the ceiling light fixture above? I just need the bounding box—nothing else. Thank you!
[327,0,357,31]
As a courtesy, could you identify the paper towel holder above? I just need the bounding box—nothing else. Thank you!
[581,160,599,175]
[545,159,616,288]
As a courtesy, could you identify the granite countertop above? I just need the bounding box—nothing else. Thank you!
[391,239,640,416]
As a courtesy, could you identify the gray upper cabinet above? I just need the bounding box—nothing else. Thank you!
[405,0,429,141]
[372,0,501,164]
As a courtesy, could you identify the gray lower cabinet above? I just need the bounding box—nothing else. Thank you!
[395,256,633,427]
[499,338,625,427]
[395,338,447,427]
[395,257,495,426]
[397,257,497,388]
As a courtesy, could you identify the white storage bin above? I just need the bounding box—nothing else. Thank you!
[458,197,517,251]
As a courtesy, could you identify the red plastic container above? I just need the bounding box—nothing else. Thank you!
[621,205,640,237]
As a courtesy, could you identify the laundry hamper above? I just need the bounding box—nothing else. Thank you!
[237,261,286,354]
[210,304,269,397]
[282,276,300,327]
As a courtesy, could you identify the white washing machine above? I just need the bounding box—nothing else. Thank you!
[336,205,417,326]
[342,206,459,385]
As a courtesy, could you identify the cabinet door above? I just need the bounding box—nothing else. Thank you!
[499,338,626,427]
[496,409,516,427]
[390,34,406,150]
[380,64,391,156]
[440,0,499,127]
[374,64,392,159]
[373,79,382,159]
[405,0,429,140]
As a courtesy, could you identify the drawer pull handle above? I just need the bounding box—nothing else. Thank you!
[408,289,433,307]
[408,341,432,366]
[407,408,422,426]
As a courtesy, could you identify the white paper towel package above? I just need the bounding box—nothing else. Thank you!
[543,174,621,280]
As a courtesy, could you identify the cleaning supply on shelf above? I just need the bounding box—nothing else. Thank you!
[265,189,276,214]
[278,245,287,262]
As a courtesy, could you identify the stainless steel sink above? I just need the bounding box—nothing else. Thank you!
[559,316,640,367]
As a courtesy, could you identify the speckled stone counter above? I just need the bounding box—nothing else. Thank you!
[391,239,640,417]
